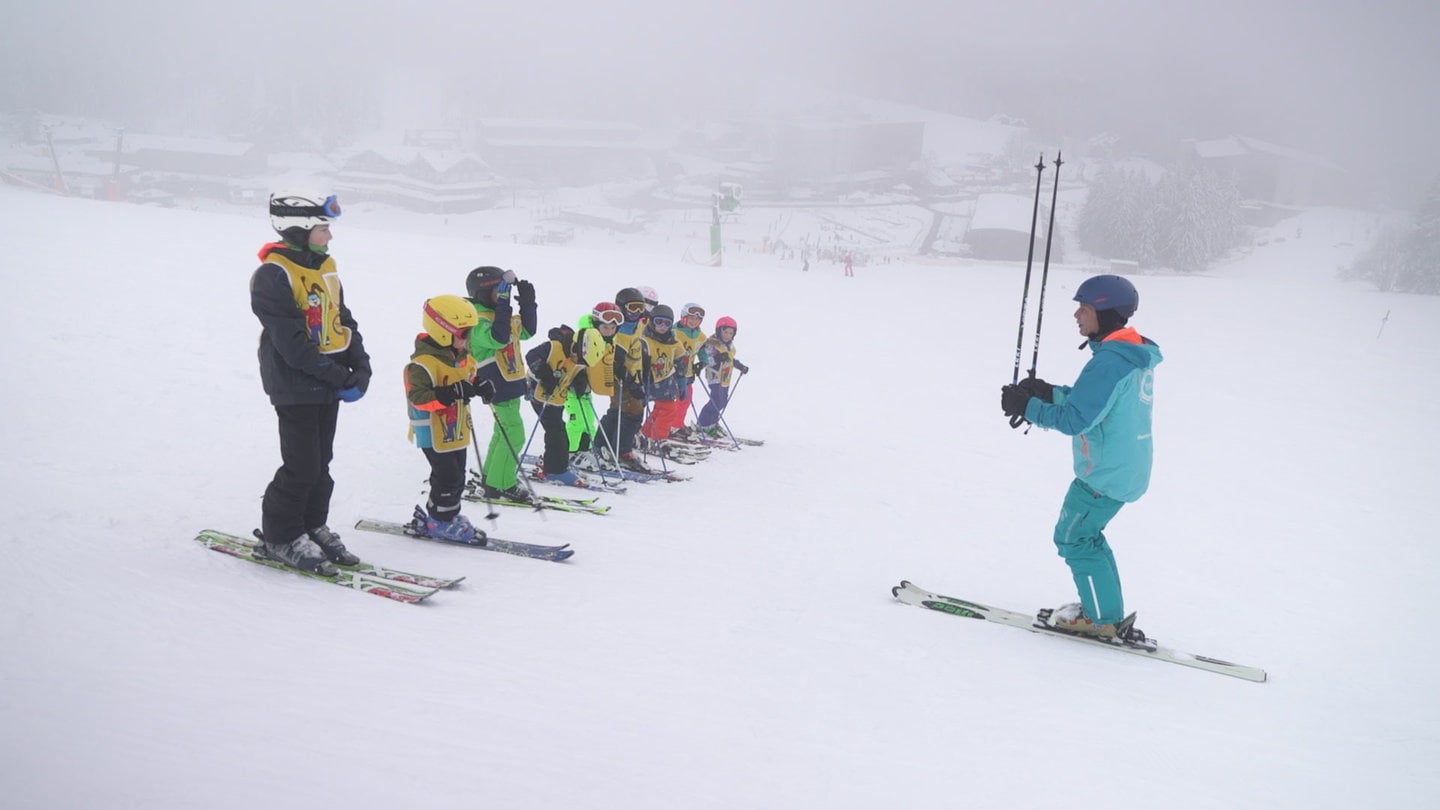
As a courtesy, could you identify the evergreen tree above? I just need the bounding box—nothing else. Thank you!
[1408,175,1440,293]
[1347,174,1440,294]
[1079,160,1245,273]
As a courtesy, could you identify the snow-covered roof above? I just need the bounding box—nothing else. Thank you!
[346,148,491,175]
[969,192,1045,232]
[267,152,336,172]
[1190,136,1343,171]
[479,119,643,133]
[121,133,254,156]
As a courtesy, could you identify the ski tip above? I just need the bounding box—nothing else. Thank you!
[891,585,902,598]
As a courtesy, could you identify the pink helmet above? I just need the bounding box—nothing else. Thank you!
[715,316,737,331]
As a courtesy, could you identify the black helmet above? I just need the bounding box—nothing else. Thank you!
[615,287,644,308]
[466,266,509,299]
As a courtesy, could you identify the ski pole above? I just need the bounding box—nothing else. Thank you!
[464,406,499,523]
[1008,154,1046,430]
[519,402,544,465]
[1026,151,1064,381]
[575,394,620,488]
[636,340,669,474]
[717,372,745,448]
[1011,154,1047,386]
[485,401,544,513]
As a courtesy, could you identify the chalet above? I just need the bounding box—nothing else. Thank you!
[475,119,653,185]
[333,148,501,213]
[1185,135,1351,207]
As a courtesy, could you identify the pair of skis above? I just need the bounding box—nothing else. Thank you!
[196,515,575,604]
[195,529,463,605]
[892,581,1266,682]
[521,453,691,484]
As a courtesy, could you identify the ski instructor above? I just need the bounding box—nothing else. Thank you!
[999,274,1161,640]
[250,190,372,576]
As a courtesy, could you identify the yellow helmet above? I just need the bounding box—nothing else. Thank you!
[422,295,478,347]
[577,327,607,367]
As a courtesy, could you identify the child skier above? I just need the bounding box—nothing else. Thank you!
[598,287,652,472]
[631,304,691,457]
[696,316,750,437]
[465,266,537,502]
[526,323,603,486]
[566,302,622,468]
[644,302,705,444]
[405,295,494,541]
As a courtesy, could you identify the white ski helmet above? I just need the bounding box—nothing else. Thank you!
[269,189,341,235]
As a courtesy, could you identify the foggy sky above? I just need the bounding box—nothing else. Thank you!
[5,0,1438,199]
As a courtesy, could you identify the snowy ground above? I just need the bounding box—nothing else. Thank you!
[2,187,1437,809]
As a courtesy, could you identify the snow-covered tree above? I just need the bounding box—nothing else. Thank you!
[1077,161,1244,273]
[1347,175,1440,295]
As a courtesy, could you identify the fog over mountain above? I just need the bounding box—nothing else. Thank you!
[5,0,1437,199]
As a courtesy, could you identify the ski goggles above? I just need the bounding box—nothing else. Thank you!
[624,301,648,314]
[681,304,705,320]
[271,194,342,220]
[650,316,673,329]
[593,309,624,326]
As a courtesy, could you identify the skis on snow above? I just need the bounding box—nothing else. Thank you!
[195,529,463,604]
[354,518,574,562]
[461,472,611,515]
[892,580,1266,682]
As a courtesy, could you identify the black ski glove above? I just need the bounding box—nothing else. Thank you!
[515,279,536,307]
[435,380,494,406]
[469,379,496,403]
[1018,376,1054,403]
[1000,384,1032,418]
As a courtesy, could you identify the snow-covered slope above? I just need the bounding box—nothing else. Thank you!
[2,188,1437,809]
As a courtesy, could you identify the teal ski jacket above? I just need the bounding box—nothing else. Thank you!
[1025,328,1162,503]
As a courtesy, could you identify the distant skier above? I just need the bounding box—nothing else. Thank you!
[250,190,370,575]
[1000,275,1162,640]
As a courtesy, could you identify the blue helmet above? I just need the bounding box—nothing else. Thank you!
[1074,275,1139,318]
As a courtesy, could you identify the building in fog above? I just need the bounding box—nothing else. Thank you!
[1185,135,1352,206]
[333,147,501,213]
[475,119,653,185]
[964,192,1051,261]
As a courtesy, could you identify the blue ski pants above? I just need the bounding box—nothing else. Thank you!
[1053,479,1127,625]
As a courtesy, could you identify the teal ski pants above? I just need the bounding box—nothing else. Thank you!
[1053,479,1127,625]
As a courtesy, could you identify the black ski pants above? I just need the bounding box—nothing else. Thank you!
[262,402,339,545]
[530,400,569,474]
[424,447,468,521]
